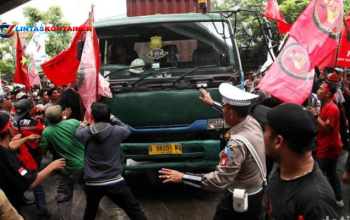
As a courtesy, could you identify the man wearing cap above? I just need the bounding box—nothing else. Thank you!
[39,105,84,220]
[159,83,266,219]
[13,99,50,219]
[0,94,13,121]
[308,81,344,207]
[0,112,65,217]
[253,103,339,219]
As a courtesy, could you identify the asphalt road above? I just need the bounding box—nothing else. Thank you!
[22,150,350,220]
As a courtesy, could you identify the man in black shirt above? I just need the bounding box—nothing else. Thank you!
[253,103,339,220]
[0,112,65,218]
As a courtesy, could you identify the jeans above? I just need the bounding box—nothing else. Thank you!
[56,169,84,220]
[33,182,47,216]
[315,157,343,201]
[83,181,147,220]
[213,190,264,220]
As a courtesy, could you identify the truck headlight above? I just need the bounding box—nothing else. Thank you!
[207,118,229,130]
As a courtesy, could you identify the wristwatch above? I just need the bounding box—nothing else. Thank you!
[314,115,319,119]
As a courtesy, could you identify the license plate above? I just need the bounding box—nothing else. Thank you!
[148,144,182,155]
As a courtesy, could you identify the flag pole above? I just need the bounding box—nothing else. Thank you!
[334,17,348,68]
[89,6,98,101]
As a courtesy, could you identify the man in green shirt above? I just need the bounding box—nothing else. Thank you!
[39,105,85,220]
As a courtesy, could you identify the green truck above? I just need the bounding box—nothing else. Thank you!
[95,9,244,170]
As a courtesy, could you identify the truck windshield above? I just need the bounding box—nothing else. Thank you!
[97,21,240,83]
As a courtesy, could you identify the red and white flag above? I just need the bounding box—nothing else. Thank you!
[289,0,343,71]
[263,0,292,35]
[258,37,314,104]
[76,31,112,121]
[336,13,350,67]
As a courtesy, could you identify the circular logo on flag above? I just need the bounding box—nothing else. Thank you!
[278,43,314,80]
[313,0,342,39]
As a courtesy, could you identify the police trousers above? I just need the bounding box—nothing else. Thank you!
[213,189,264,220]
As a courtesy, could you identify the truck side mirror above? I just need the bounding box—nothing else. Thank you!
[77,40,85,60]
[241,22,252,37]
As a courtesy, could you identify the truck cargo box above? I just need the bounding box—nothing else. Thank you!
[127,0,211,17]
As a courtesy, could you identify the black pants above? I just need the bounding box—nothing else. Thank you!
[213,190,264,220]
[83,181,147,220]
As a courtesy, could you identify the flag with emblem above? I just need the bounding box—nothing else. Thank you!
[263,0,292,35]
[258,37,314,104]
[289,0,343,71]
[14,33,30,92]
[336,13,350,67]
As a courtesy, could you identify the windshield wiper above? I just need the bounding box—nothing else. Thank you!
[131,67,177,87]
[104,64,151,78]
[172,65,217,84]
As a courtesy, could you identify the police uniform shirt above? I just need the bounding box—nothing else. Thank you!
[202,115,266,191]
[0,145,37,211]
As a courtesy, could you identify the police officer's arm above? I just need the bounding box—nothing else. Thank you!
[160,141,246,191]
[199,88,222,113]
[201,141,246,192]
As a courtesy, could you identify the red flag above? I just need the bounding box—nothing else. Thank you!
[289,0,343,71]
[14,33,30,92]
[76,31,112,121]
[258,37,314,104]
[263,0,292,35]
[40,19,89,86]
[336,13,350,67]
[317,48,337,70]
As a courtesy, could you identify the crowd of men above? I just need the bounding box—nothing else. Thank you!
[0,76,147,220]
[0,66,350,220]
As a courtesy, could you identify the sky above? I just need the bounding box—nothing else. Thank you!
[0,0,127,26]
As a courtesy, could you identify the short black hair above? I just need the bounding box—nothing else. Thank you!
[326,81,337,95]
[269,127,313,155]
[227,105,251,118]
[47,88,57,97]
[91,103,111,123]
[39,88,49,98]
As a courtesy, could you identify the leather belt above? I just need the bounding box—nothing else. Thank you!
[227,186,263,196]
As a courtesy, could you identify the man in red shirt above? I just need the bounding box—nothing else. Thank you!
[308,81,343,207]
[13,99,50,219]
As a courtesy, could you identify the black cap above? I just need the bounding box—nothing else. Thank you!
[253,103,319,146]
[14,99,32,120]
[0,94,9,102]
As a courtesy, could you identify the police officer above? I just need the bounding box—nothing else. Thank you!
[159,83,266,220]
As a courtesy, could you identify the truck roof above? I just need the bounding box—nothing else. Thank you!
[94,13,226,28]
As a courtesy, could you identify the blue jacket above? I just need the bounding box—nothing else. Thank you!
[76,116,130,185]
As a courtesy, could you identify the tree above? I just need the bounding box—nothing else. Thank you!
[23,6,72,57]
[0,19,18,82]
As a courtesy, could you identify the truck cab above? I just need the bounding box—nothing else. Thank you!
[96,12,243,170]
